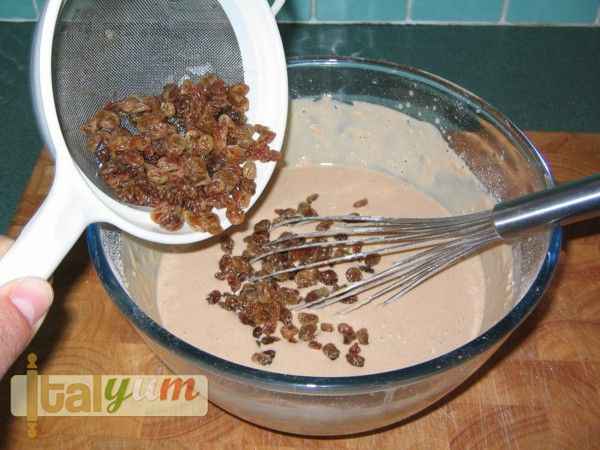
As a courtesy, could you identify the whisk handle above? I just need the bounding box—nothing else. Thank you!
[492,173,600,239]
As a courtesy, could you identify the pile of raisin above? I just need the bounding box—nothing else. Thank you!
[81,74,280,232]
[206,195,380,368]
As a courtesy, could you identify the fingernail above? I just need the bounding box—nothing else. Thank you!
[10,278,54,328]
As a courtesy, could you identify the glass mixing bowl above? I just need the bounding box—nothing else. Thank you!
[86,57,560,435]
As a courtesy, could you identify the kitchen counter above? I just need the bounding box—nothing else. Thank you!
[0,23,599,448]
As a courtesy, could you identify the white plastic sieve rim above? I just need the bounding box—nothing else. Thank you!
[31,0,288,243]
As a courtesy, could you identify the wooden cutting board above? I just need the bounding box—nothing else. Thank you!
[0,131,598,449]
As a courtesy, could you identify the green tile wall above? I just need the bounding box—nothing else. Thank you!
[0,0,37,21]
[276,0,312,22]
[507,0,600,24]
[2,1,600,25]
[411,0,504,22]
[316,0,407,21]
[34,0,45,12]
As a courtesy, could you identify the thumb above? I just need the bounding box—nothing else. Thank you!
[0,277,53,377]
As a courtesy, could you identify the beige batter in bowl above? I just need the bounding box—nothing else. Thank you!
[86,57,560,435]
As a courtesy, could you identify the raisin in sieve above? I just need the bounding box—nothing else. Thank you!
[0,0,287,284]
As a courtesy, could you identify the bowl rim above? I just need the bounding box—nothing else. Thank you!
[86,55,562,392]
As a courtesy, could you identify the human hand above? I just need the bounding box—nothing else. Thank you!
[0,235,53,378]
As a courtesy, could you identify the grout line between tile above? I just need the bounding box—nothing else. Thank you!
[310,0,316,23]
[500,0,509,24]
[0,18,38,23]
[595,4,600,25]
[274,19,598,27]
[405,0,413,23]
[32,0,39,18]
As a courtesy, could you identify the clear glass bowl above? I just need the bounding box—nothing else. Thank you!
[86,57,561,435]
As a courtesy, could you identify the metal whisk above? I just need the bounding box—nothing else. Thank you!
[249,173,600,313]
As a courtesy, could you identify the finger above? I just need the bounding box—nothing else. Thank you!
[0,277,53,377]
[0,235,13,258]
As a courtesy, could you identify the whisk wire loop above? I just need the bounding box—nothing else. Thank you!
[247,170,600,312]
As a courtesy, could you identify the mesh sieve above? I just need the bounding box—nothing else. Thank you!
[53,0,245,198]
[0,0,287,284]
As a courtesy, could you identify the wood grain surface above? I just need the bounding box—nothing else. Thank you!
[0,132,598,449]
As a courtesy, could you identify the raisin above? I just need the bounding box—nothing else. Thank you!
[333,248,349,258]
[233,189,252,210]
[299,323,317,341]
[297,202,317,217]
[359,265,375,274]
[220,235,234,254]
[323,343,340,360]
[356,328,369,345]
[341,295,359,304]
[261,335,280,345]
[353,198,368,208]
[345,353,365,367]
[206,290,221,304]
[150,203,184,231]
[226,273,241,293]
[279,306,292,325]
[365,253,382,267]
[245,231,270,247]
[337,323,356,344]
[345,267,363,282]
[295,269,319,288]
[218,254,233,273]
[279,288,301,306]
[254,219,271,233]
[348,343,361,355]
[262,320,277,336]
[280,323,298,342]
[306,287,330,303]
[222,293,239,310]
[218,301,235,312]
[306,193,319,203]
[298,312,319,325]
[97,110,120,131]
[289,247,318,265]
[320,322,334,332]
[316,220,334,231]
[252,326,263,338]
[185,210,223,234]
[230,256,252,275]
[317,269,338,286]
[275,208,298,219]
[226,207,245,225]
[263,302,281,331]
[308,340,323,350]
[242,161,257,180]
[252,350,276,365]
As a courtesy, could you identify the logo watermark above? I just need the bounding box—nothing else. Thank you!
[11,353,208,438]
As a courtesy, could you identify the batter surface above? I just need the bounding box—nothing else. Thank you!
[155,97,498,376]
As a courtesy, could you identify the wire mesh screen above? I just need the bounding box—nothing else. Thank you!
[52,0,244,197]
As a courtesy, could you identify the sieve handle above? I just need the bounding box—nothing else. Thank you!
[0,169,98,285]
